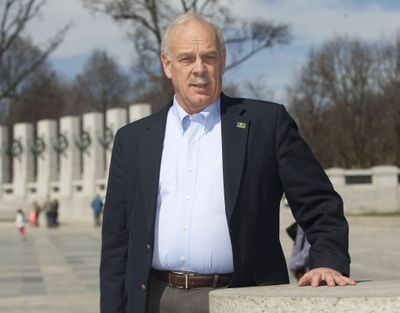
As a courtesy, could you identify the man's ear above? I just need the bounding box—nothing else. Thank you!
[161,53,172,79]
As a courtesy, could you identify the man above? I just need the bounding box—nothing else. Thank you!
[100,13,355,313]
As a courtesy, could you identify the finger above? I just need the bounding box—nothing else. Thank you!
[341,275,357,285]
[311,272,321,287]
[334,275,357,286]
[324,271,336,287]
[298,273,311,286]
[344,277,357,285]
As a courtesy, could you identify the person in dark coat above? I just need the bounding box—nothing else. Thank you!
[100,13,355,313]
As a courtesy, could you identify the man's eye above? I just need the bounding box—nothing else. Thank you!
[204,55,217,62]
[180,57,193,63]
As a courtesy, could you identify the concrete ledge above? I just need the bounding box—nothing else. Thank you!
[209,280,400,313]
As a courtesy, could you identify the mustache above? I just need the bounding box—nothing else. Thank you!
[188,76,212,85]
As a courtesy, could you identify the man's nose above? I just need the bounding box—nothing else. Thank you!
[193,57,206,75]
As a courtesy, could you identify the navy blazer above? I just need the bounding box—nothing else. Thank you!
[100,93,350,313]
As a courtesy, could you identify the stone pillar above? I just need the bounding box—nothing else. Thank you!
[36,119,57,197]
[81,112,104,196]
[0,126,10,197]
[129,103,151,123]
[105,108,128,176]
[13,123,34,198]
[58,116,81,197]
[372,165,399,212]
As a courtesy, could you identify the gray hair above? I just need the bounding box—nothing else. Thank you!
[161,13,225,60]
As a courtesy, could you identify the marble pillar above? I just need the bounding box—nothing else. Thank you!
[58,116,81,197]
[35,119,57,197]
[129,103,151,123]
[0,126,10,197]
[12,123,34,198]
[105,108,128,177]
[81,112,104,196]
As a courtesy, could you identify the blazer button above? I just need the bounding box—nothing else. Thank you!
[141,283,146,290]
[146,244,151,250]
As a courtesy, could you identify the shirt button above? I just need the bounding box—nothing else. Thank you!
[182,226,187,231]
[188,167,194,172]
[185,196,191,201]
[141,283,146,290]
[180,256,186,262]
[146,244,151,250]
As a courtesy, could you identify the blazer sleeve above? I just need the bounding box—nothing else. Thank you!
[100,130,129,313]
[275,104,351,276]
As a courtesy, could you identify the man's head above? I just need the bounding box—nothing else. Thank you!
[161,14,226,114]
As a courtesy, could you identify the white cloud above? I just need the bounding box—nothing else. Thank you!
[23,0,400,101]
[230,0,400,45]
[27,0,134,66]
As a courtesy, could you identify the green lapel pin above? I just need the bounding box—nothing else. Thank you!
[236,122,247,129]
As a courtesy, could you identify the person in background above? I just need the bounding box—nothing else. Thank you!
[16,209,27,240]
[28,205,37,227]
[51,199,59,227]
[91,195,104,227]
[287,222,311,280]
[32,201,41,227]
[43,197,52,228]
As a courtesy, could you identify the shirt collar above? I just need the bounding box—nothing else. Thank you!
[172,96,221,135]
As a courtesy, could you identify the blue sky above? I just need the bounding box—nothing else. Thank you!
[27,0,400,104]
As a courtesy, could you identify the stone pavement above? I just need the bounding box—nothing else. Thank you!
[0,210,399,313]
[0,221,101,313]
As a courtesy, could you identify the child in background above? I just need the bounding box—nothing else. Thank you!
[16,209,27,240]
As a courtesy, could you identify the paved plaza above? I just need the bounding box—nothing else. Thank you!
[0,210,399,313]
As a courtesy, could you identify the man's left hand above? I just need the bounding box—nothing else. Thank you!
[298,267,356,287]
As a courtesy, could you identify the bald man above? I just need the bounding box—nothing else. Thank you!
[100,13,355,313]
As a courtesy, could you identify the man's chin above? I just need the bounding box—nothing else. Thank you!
[190,95,213,107]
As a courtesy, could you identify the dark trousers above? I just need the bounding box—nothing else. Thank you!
[146,276,215,313]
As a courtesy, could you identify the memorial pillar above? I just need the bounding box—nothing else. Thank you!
[58,116,80,197]
[129,103,151,123]
[12,123,34,198]
[81,112,104,196]
[36,119,57,197]
[0,126,10,198]
[105,108,128,177]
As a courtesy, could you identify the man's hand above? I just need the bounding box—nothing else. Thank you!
[298,267,356,287]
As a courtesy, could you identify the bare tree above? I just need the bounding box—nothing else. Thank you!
[8,64,69,124]
[71,49,131,115]
[0,35,71,124]
[374,35,400,165]
[0,0,69,107]
[288,37,382,168]
[81,0,290,109]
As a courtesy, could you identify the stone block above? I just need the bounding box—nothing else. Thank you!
[209,280,400,313]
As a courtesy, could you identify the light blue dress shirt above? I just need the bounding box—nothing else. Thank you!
[152,97,234,274]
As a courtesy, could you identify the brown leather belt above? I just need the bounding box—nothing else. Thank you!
[151,269,232,289]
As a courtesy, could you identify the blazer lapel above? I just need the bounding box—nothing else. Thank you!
[220,93,249,222]
[139,105,170,233]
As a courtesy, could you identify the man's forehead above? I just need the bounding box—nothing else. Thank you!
[171,21,217,42]
[172,39,216,50]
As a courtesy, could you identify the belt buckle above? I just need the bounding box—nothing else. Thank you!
[171,271,193,289]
